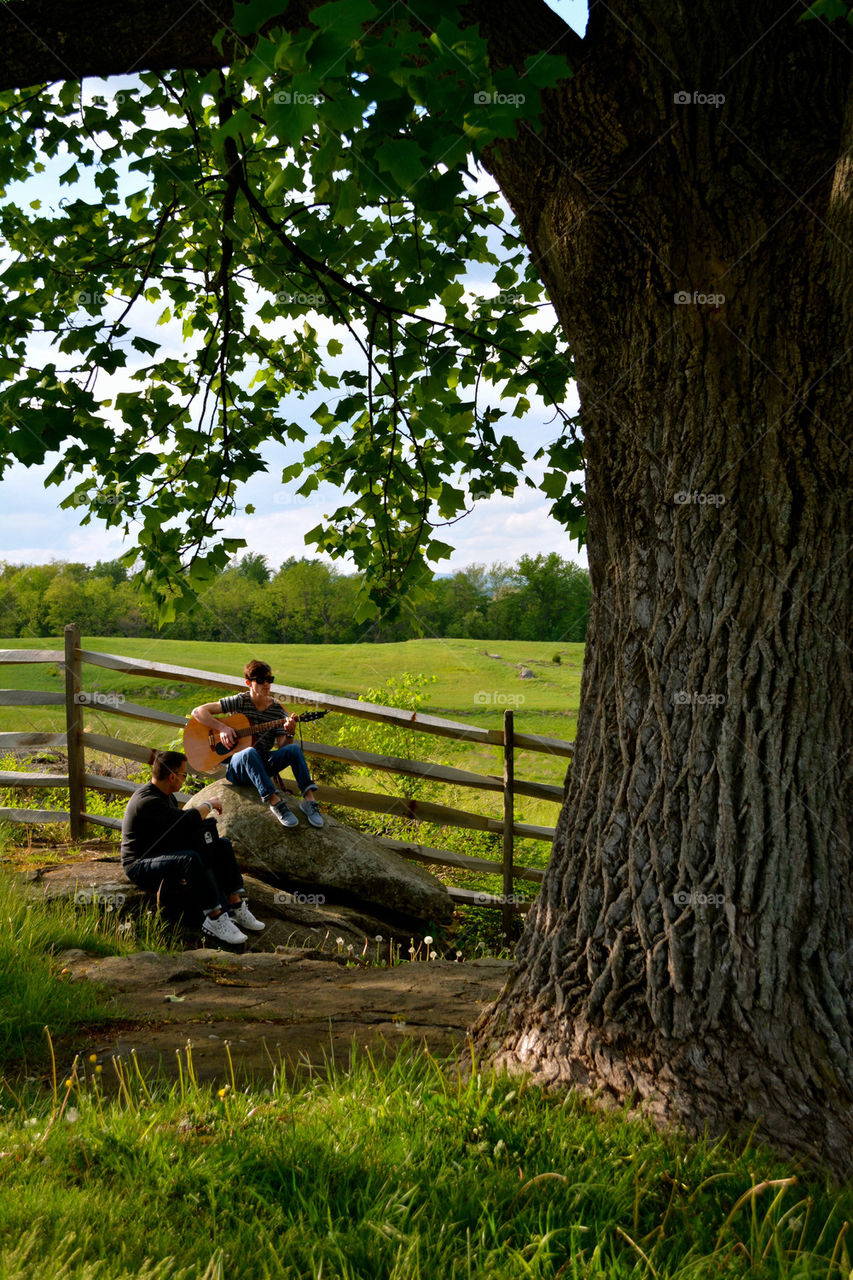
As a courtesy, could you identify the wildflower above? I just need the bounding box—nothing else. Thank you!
[423,935,433,946]
[375,935,383,943]
[217,1085,231,1099]
[65,1108,79,1124]
[430,951,437,961]
[94,1065,103,1075]
[88,1054,98,1064]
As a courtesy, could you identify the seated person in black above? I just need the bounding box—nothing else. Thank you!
[121,749,264,946]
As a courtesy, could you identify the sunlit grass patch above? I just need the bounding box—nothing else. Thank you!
[0,1046,851,1279]
[0,874,173,1074]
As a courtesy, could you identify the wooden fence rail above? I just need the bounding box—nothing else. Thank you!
[0,625,575,921]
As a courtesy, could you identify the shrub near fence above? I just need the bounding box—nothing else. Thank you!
[0,626,575,928]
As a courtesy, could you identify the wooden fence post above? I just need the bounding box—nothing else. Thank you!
[502,708,514,944]
[64,623,86,839]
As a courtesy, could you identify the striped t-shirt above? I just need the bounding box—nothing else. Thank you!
[219,692,290,758]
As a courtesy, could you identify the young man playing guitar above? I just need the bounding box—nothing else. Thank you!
[190,659,324,829]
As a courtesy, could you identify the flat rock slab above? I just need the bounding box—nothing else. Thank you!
[54,949,512,1090]
[32,859,416,950]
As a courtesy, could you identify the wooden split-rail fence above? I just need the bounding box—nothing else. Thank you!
[0,625,574,934]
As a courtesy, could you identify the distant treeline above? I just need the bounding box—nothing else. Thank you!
[0,552,590,644]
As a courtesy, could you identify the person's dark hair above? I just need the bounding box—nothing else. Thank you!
[151,749,187,781]
[244,659,272,682]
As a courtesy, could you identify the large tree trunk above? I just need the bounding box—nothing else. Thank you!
[475,3,853,1172]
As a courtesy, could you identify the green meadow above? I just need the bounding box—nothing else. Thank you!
[3,646,853,1278]
[1,864,852,1280]
[0,634,580,831]
[4,1045,853,1280]
[0,635,581,931]
[0,634,583,733]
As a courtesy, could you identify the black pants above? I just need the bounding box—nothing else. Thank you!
[125,836,243,916]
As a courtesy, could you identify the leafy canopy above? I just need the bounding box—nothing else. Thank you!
[0,0,578,619]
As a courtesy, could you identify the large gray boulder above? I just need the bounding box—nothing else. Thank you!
[187,781,453,924]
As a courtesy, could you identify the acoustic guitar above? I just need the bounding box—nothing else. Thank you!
[183,710,328,774]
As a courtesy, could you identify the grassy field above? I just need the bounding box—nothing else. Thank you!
[1,1042,852,1279]
[4,647,853,1278]
[0,635,581,950]
[2,774,852,1279]
[0,634,580,842]
[0,633,583,734]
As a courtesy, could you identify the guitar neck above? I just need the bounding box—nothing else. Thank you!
[234,717,290,742]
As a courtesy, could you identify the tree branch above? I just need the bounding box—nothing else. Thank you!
[0,0,583,91]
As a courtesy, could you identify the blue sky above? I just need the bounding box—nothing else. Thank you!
[0,1,589,577]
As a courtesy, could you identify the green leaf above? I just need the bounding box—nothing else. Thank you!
[311,0,378,39]
[798,0,853,19]
[375,139,428,192]
[232,0,290,37]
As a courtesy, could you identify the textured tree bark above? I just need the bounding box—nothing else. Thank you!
[474,3,853,1173]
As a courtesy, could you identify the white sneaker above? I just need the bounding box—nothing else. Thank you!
[230,901,265,932]
[202,912,247,946]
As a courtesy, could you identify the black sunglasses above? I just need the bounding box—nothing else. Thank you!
[252,673,274,683]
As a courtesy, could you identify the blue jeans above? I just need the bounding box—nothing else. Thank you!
[125,841,244,916]
[226,744,315,803]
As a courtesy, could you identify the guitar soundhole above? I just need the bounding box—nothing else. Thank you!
[214,743,229,756]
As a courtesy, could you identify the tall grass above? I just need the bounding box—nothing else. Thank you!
[0,1046,851,1278]
[0,875,172,1072]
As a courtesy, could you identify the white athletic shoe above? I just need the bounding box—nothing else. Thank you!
[202,912,247,946]
[230,901,265,932]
